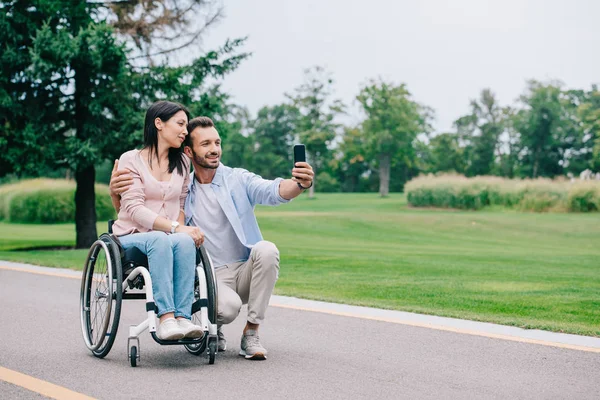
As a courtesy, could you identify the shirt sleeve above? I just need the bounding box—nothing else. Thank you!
[119,152,160,230]
[180,156,190,211]
[240,169,291,206]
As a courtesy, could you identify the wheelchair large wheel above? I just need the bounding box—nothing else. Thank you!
[185,246,217,356]
[80,235,123,358]
[200,245,218,325]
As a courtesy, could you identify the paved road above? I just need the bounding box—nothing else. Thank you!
[1,266,599,400]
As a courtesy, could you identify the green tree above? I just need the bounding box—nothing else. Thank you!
[495,107,521,178]
[0,1,247,247]
[513,81,579,178]
[575,85,600,172]
[427,133,465,173]
[222,131,252,169]
[357,79,431,196]
[288,66,343,198]
[128,38,248,144]
[333,127,370,192]
[1,1,134,247]
[454,89,504,176]
[247,104,299,179]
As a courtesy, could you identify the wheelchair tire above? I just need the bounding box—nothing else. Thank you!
[185,338,207,356]
[130,346,137,367]
[80,236,123,358]
[185,246,217,357]
[199,245,218,325]
[208,338,217,365]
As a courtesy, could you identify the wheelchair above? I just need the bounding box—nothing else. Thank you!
[79,223,218,367]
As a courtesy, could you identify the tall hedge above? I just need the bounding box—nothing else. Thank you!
[405,175,600,213]
[0,179,115,223]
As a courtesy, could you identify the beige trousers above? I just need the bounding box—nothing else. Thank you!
[215,241,279,325]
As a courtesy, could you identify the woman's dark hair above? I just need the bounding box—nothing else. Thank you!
[143,100,190,176]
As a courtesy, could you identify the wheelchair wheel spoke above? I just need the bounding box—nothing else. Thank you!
[92,300,102,342]
[91,293,103,344]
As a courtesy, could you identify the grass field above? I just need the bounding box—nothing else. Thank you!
[1,193,599,336]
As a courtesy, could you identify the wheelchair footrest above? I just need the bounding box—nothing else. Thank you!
[150,332,206,346]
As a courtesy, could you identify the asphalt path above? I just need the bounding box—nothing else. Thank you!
[1,265,599,400]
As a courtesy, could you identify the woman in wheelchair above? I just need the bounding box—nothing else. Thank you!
[111,100,205,341]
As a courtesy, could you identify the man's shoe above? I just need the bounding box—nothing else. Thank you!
[157,318,185,341]
[178,318,204,339]
[217,326,227,351]
[239,329,267,360]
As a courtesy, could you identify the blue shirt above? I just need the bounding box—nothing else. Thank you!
[184,163,290,259]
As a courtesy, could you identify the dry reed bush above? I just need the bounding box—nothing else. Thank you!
[405,174,600,212]
[0,178,114,223]
[567,182,600,212]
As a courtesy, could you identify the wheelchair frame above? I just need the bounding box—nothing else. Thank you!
[79,232,218,367]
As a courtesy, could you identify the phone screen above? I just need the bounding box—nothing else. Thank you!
[294,144,306,165]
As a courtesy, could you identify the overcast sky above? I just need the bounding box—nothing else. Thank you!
[198,0,599,132]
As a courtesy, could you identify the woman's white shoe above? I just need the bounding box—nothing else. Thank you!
[178,318,204,339]
[156,318,185,340]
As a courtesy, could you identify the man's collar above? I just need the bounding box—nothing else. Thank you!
[190,163,224,190]
[212,163,224,186]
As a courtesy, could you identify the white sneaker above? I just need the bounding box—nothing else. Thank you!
[239,329,267,360]
[178,318,204,339]
[157,318,185,340]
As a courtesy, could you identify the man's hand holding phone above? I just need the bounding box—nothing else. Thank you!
[292,144,314,190]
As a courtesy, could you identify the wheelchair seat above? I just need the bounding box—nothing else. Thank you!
[123,247,149,270]
[107,221,149,275]
[120,247,149,289]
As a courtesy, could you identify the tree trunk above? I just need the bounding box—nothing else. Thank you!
[532,149,540,178]
[74,54,96,248]
[75,165,98,248]
[379,153,390,197]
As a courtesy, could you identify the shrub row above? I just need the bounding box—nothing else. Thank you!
[405,175,600,212]
[0,179,115,223]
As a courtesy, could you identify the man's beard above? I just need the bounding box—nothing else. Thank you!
[192,150,219,169]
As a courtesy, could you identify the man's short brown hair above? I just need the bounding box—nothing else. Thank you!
[185,116,214,146]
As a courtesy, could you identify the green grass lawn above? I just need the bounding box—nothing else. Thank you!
[1,193,599,336]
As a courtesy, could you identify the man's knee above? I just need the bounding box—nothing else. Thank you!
[218,295,242,325]
[252,241,279,265]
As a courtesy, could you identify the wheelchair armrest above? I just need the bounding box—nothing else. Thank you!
[108,220,115,234]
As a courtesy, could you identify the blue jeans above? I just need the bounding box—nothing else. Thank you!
[119,231,196,319]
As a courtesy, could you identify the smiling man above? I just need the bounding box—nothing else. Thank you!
[110,116,314,360]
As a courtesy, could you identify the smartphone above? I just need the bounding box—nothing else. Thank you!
[293,144,306,166]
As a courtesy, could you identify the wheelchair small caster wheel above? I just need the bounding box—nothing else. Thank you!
[130,346,138,367]
[208,338,217,365]
[128,337,140,367]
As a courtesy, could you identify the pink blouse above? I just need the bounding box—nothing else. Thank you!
[112,149,190,236]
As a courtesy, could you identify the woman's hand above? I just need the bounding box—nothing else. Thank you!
[177,225,205,247]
